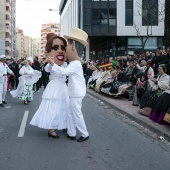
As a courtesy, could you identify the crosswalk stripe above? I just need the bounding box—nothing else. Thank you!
[17,110,29,137]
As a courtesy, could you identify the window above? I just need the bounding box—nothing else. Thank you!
[93,8,116,26]
[125,0,133,26]
[144,37,157,49]
[101,9,108,25]
[109,8,116,26]
[92,9,100,25]
[128,37,142,48]
[142,0,158,26]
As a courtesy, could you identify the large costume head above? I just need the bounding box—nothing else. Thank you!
[63,27,89,61]
[45,33,67,65]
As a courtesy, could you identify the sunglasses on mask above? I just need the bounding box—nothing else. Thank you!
[51,45,66,51]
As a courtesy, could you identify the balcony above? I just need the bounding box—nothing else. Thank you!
[6,10,11,16]
[5,20,11,25]
[6,37,11,43]
[5,26,11,34]
[6,1,11,9]
[5,46,11,52]
[6,3,11,12]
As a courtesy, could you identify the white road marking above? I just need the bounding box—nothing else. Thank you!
[5,106,11,108]
[18,110,29,137]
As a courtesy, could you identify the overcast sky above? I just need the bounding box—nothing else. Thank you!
[16,0,61,38]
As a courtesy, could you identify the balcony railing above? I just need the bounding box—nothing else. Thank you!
[5,46,11,52]
[6,1,11,9]
[5,20,11,25]
[6,26,11,34]
[5,37,11,43]
[6,10,11,17]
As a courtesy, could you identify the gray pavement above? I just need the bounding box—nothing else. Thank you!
[87,88,170,141]
[1,88,170,169]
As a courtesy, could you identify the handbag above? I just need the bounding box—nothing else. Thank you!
[163,113,170,123]
[163,108,170,123]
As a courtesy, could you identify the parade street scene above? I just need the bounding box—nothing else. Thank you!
[0,0,170,170]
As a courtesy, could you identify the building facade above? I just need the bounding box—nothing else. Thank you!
[24,36,32,58]
[0,0,16,58]
[11,0,16,59]
[0,0,6,56]
[16,28,24,59]
[40,23,60,57]
[32,38,40,58]
[59,0,165,62]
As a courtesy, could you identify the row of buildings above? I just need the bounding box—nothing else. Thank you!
[0,0,60,60]
[59,0,165,62]
[0,0,41,59]
[0,0,165,62]
[0,0,16,58]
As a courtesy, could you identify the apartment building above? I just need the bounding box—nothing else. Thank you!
[0,0,16,58]
[16,28,24,59]
[32,38,40,58]
[11,0,16,59]
[40,23,60,57]
[24,36,32,58]
[59,0,165,61]
[0,0,6,56]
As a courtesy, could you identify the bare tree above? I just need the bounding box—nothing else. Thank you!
[133,0,164,54]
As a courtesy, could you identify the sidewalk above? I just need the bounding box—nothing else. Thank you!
[87,88,170,141]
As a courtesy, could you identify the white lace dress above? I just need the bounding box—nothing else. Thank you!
[30,63,69,130]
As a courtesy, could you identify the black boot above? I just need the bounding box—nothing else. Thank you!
[0,104,4,107]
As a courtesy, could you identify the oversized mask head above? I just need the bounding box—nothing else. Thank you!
[63,27,89,61]
[45,33,67,65]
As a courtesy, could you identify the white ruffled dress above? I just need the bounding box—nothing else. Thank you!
[30,63,69,130]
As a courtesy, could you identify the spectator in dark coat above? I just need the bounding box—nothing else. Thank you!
[14,59,23,88]
[82,60,87,76]
[41,58,49,88]
[32,56,41,92]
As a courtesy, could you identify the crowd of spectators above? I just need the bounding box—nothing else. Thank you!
[82,47,170,124]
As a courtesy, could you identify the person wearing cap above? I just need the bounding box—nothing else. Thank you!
[48,27,89,142]
[0,55,14,107]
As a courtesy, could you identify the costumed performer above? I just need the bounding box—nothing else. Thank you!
[48,27,89,142]
[10,57,41,105]
[30,33,69,139]
[0,55,14,107]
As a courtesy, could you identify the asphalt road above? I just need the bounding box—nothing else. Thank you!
[0,88,170,170]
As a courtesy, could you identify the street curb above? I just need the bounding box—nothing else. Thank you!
[87,90,170,141]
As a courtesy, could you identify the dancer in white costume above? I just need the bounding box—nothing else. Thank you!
[48,28,89,142]
[10,58,41,105]
[0,55,14,107]
[30,34,69,139]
